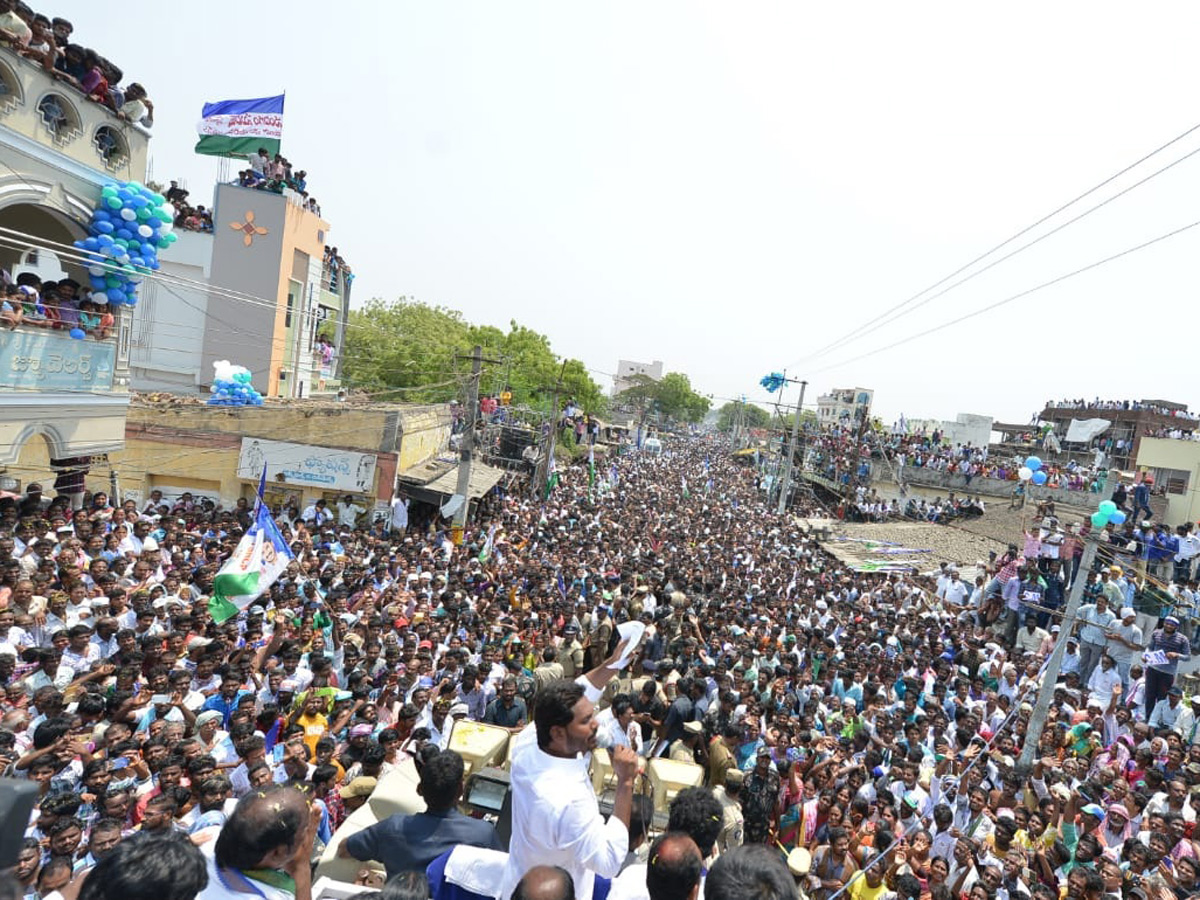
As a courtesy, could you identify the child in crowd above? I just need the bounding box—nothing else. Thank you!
[1,285,23,329]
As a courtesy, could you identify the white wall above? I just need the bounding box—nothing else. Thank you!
[129,230,212,391]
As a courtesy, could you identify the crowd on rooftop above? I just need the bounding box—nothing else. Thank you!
[4,424,1200,900]
[235,149,321,216]
[0,0,154,127]
[1044,401,1199,422]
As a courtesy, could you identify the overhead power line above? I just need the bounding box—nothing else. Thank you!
[805,214,1200,376]
[786,117,1200,367]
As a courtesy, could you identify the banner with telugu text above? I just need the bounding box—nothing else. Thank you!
[195,94,285,159]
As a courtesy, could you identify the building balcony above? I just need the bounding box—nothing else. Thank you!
[0,312,125,394]
[0,45,149,181]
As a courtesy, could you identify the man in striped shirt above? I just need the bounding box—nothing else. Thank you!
[1145,615,1192,717]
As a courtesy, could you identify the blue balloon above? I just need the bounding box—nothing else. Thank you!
[89,276,107,289]
[1025,456,1042,471]
[94,220,114,234]
[145,217,162,229]
[130,196,148,208]
[1032,471,1048,486]
[141,243,156,258]
[97,233,113,246]
[1110,511,1127,525]
[69,327,85,340]
[107,289,126,303]
[114,229,132,241]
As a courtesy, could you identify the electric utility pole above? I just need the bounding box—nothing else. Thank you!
[532,362,568,500]
[1016,538,1099,774]
[451,345,483,543]
[777,380,808,515]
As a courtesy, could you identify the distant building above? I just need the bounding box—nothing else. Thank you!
[817,387,873,426]
[901,413,994,448]
[1038,399,1194,471]
[612,359,663,396]
[130,183,351,399]
[1135,437,1200,526]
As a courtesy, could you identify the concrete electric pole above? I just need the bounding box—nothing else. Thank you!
[451,345,483,543]
[776,380,808,515]
[1016,538,1099,773]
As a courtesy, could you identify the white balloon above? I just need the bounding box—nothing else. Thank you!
[92,291,108,304]
[1018,466,1033,482]
[137,224,153,238]
[119,207,137,221]
[88,265,105,276]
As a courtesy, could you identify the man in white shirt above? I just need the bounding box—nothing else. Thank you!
[1106,607,1144,691]
[390,492,409,535]
[1087,653,1122,700]
[299,499,333,527]
[938,569,970,609]
[336,495,366,529]
[499,679,639,900]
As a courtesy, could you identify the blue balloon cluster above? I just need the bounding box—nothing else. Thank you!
[73,180,178,308]
[208,363,264,407]
[760,372,786,392]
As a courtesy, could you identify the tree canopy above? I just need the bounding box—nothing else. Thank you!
[342,298,605,411]
[716,401,772,432]
[616,371,711,424]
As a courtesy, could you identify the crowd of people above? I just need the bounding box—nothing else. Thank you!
[1045,400,1199,421]
[1,273,114,339]
[3,427,1200,900]
[235,149,321,217]
[323,246,351,293]
[0,1,154,127]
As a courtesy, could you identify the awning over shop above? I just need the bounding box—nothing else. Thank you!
[396,457,507,504]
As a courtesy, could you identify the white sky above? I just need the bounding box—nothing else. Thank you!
[54,1,1200,423]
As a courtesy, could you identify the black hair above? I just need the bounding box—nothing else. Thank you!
[419,749,465,811]
[535,680,585,750]
[78,832,207,900]
[706,845,797,900]
[380,872,431,900]
[667,787,724,858]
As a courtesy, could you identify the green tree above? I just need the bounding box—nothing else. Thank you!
[716,401,771,432]
[342,298,468,400]
[616,371,710,424]
[343,301,605,411]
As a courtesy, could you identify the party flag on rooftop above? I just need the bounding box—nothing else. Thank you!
[196,94,285,158]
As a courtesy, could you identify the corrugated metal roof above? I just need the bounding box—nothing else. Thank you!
[396,457,506,499]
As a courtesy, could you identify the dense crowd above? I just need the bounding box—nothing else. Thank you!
[0,1,154,127]
[1045,400,1198,421]
[3,426,1200,900]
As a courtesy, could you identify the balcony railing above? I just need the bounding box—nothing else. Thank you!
[0,45,149,179]
[0,316,119,392]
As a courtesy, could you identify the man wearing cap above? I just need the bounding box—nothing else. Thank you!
[1150,685,1187,732]
[742,748,781,845]
[1105,608,1143,691]
[558,624,585,679]
[669,720,706,764]
[1146,615,1192,716]
[338,776,378,817]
